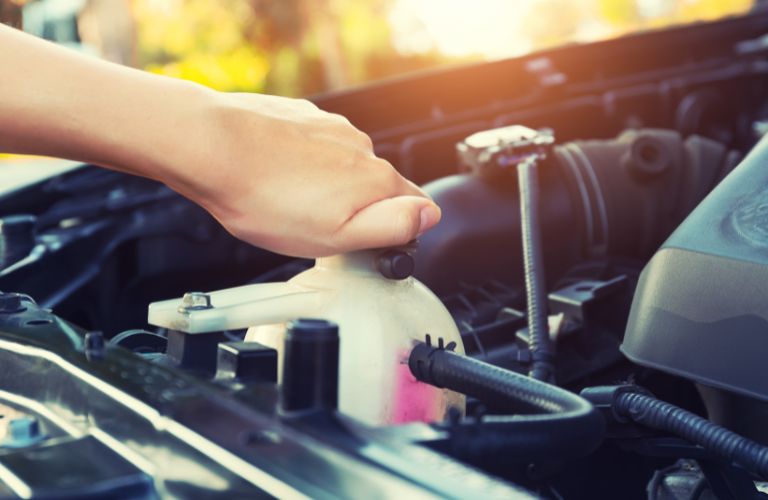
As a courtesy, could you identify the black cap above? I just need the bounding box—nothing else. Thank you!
[281,318,340,414]
[286,319,339,341]
[376,250,415,280]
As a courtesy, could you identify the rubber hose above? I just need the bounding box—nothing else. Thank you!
[409,343,604,460]
[615,391,768,479]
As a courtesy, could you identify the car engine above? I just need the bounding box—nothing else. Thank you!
[3,12,768,500]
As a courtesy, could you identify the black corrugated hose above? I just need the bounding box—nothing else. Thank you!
[613,390,768,479]
[409,343,605,461]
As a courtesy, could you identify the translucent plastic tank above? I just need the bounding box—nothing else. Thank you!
[148,249,465,426]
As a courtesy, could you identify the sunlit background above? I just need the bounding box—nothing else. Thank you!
[0,0,755,169]
[0,0,756,96]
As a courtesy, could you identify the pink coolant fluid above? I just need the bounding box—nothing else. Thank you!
[392,348,446,424]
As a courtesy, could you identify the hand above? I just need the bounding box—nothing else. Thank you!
[0,24,440,258]
[161,92,441,258]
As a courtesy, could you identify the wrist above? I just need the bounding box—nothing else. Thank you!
[147,88,274,223]
[118,79,223,199]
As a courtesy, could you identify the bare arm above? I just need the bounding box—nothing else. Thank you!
[0,24,440,257]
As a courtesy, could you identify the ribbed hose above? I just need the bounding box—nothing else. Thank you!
[409,343,604,460]
[517,157,555,382]
[615,391,768,478]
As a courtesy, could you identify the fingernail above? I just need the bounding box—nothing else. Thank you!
[418,204,441,235]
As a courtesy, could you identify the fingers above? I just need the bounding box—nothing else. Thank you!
[201,91,443,257]
[366,157,428,198]
[332,195,441,251]
[404,178,430,199]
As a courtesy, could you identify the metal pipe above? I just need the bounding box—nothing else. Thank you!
[517,156,555,382]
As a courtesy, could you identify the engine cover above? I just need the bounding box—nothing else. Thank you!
[622,134,768,402]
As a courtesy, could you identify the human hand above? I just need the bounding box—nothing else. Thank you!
[160,92,441,258]
[0,24,439,258]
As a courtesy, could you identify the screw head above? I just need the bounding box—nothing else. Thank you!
[179,292,212,312]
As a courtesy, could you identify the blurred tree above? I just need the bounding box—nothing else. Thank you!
[133,0,270,92]
[250,0,419,95]
[132,0,444,96]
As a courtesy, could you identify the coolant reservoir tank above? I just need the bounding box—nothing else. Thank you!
[148,248,465,426]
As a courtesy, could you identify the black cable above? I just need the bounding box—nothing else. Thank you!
[614,391,768,479]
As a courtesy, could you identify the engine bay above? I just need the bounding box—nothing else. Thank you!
[3,12,768,499]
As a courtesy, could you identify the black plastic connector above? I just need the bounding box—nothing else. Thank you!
[216,341,277,383]
[280,319,339,415]
[580,384,654,438]
[166,330,226,376]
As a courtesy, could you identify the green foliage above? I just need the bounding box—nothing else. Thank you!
[134,0,269,92]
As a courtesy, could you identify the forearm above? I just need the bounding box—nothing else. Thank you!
[0,24,211,184]
[0,24,439,257]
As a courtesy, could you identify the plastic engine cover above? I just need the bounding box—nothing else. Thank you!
[622,135,768,402]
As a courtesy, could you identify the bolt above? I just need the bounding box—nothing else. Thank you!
[178,292,212,313]
[517,156,555,382]
[85,331,105,361]
[376,250,415,280]
[0,293,25,314]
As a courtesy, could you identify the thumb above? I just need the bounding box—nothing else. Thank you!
[333,196,441,251]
